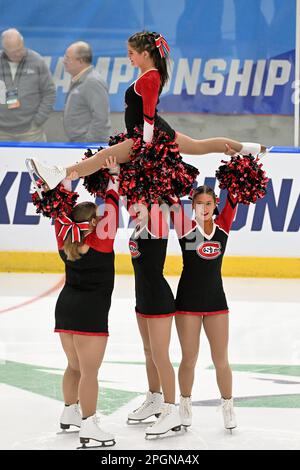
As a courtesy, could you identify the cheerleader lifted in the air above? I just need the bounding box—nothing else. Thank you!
[26,31,267,206]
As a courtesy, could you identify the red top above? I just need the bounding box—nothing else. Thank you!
[135,69,160,126]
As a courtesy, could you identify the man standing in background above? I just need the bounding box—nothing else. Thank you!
[63,41,111,142]
[0,28,56,142]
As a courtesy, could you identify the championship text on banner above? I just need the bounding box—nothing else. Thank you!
[0,0,296,115]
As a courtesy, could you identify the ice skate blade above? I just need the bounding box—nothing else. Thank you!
[145,425,182,439]
[259,146,273,158]
[127,413,160,425]
[226,426,237,434]
[182,424,191,431]
[56,429,80,435]
[25,158,49,198]
[77,437,116,449]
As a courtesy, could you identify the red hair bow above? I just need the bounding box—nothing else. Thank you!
[155,34,170,58]
[57,215,90,243]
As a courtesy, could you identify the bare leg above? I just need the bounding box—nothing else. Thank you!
[66,133,244,179]
[147,316,175,404]
[203,314,232,399]
[66,138,134,178]
[59,333,81,405]
[175,315,202,397]
[176,132,245,155]
[136,316,161,393]
[73,335,108,418]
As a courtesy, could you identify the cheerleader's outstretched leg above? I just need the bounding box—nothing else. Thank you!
[26,139,133,191]
[175,133,267,156]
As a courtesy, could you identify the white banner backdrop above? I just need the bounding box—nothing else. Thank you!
[0,146,299,258]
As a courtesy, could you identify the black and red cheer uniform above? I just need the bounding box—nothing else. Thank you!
[108,69,199,204]
[125,69,175,141]
[169,194,237,316]
[129,204,176,318]
[54,179,119,336]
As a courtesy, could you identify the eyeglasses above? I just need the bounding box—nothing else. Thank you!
[63,54,81,62]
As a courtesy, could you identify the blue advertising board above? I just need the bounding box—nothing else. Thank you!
[0,0,296,114]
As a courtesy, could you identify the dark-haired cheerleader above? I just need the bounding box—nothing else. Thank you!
[167,187,238,433]
[26,31,267,205]
[32,157,120,449]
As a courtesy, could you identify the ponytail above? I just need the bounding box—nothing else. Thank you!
[63,237,85,262]
[62,202,97,261]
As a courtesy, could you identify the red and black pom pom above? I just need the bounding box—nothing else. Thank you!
[215,154,269,204]
[82,147,115,198]
[31,180,79,218]
[110,127,199,205]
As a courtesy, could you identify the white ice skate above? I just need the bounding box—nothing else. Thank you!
[179,395,192,429]
[78,414,115,449]
[145,403,181,438]
[220,397,237,433]
[26,158,66,194]
[58,403,82,434]
[127,391,163,424]
[240,142,271,157]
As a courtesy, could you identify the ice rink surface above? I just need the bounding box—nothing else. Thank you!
[0,273,299,450]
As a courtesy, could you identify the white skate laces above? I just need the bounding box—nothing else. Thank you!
[78,413,116,448]
[134,397,153,413]
[144,403,182,437]
[127,391,163,423]
[219,397,237,432]
[59,403,82,431]
[179,395,192,427]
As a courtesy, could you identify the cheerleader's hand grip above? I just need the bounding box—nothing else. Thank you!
[224,144,238,156]
[104,156,120,175]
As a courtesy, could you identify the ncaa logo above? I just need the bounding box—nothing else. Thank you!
[129,240,141,258]
[197,241,222,260]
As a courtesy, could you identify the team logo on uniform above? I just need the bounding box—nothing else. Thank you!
[196,241,222,259]
[129,240,141,258]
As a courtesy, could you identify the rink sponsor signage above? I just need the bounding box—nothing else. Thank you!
[0,146,299,257]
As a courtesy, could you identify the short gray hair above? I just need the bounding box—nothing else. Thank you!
[1,28,24,45]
